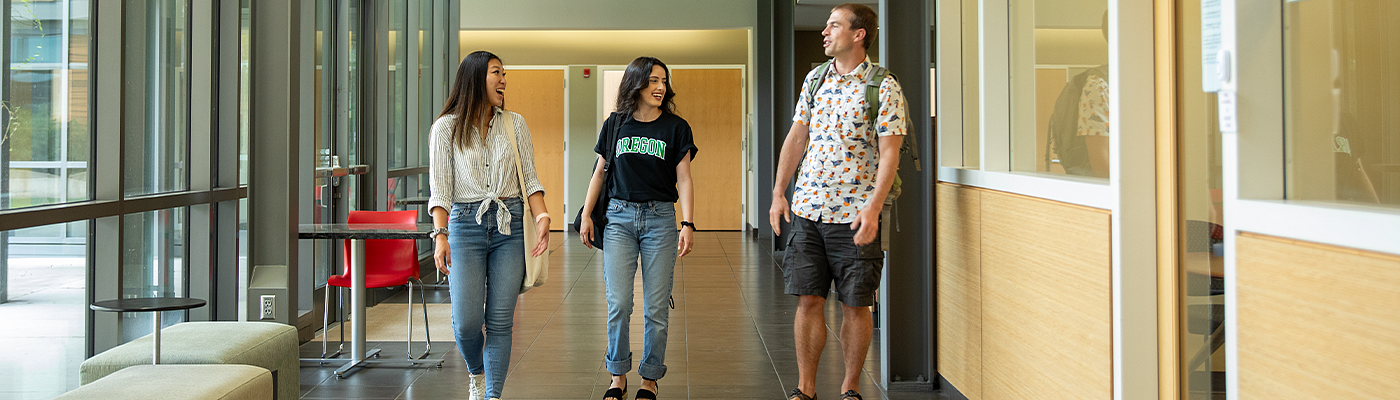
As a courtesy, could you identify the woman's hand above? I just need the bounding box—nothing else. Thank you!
[579,216,596,249]
[433,236,451,276]
[677,226,694,257]
[532,216,551,257]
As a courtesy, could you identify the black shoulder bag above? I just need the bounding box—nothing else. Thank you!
[573,112,624,249]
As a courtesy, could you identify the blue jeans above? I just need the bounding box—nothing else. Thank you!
[602,199,678,380]
[447,198,524,399]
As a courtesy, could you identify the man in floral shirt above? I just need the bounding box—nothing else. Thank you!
[768,3,908,400]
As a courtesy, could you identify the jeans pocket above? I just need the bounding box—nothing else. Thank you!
[652,203,675,218]
[449,207,465,222]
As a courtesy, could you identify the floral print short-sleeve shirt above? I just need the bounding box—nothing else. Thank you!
[791,57,909,224]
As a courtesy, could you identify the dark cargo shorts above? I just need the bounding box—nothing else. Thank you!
[782,215,884,307]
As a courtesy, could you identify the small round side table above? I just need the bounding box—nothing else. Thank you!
[90,297,206,364]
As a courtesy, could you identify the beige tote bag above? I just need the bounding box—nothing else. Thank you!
[503,112,549,293]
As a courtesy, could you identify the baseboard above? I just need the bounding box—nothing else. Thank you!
[887,380,936,392]
[937,375,969,400]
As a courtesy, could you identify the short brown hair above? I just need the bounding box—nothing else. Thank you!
[832,3,878,50]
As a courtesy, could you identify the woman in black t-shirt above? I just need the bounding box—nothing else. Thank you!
[580,57,697,400]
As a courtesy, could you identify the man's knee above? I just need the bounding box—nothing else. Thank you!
[797,294,826,311]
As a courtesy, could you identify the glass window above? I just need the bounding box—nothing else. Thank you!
[956,0,981,168]
[120,207,187,342]
[1284,0,1400,208]
[0,221,90,398]
[124,0,189,196]
[1009,0,1109,179]
[389,0,407,169]
[418,1,435,167]
[1177,0,1227,396]
[3,0,92,210]
[240,0,251,186]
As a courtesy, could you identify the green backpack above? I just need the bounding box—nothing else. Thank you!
[804,60,922,206]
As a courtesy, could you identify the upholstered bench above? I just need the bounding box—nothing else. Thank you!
[80,322,297,400]
[57,364,273,400]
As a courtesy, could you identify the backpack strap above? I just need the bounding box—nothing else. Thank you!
[861,66,921,172]
[804,60,834,113]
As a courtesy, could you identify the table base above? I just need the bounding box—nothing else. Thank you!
[300,349,444,378]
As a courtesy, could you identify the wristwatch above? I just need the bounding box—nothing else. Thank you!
[428,227,449,240]
[680,221,696,231]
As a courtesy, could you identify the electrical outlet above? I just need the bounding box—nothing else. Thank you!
[259,295,275,320]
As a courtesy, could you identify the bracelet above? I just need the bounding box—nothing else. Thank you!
[535,213,550,223]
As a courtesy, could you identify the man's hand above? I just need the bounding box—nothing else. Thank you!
[769,192,792,236]
[433,236,451,276]
[849,205,881,246]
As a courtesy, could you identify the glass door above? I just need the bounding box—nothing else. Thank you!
[1176,0,1226,397]
[313,0,362,288]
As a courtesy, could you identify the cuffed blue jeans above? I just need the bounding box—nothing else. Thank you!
[602,198,678,381]
[448,199,524,399]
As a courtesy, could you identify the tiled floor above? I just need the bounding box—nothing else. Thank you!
[299,231,944,400]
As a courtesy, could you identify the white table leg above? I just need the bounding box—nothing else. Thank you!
[351,238,367,361]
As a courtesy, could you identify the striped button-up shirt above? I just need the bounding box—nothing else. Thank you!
[428,108,545,235]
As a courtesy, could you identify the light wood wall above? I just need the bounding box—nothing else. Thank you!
[1236,233,1400,399]
[669,68,744,230]
[937,183,982,398]
[936,182,1113,400]
[505,69,566,230]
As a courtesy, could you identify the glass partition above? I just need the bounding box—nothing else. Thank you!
[120,207,187,342]
[1009,0,1109,179]
[0,221,89,398]
[3,0,92,210]
[1178,0,1226,397]
[956,0,981,168]
[1284,0,1400,208]
[123,0,189,196]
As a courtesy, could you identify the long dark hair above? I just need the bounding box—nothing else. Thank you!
[438,51,500,149]
[614,56,677,117]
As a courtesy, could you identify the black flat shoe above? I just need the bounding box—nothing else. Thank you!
[635,379,658,400]
[788,388,817,400]
[839,390,862,400]
[603,375,627,400]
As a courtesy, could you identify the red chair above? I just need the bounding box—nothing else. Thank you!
[322,210,432,360]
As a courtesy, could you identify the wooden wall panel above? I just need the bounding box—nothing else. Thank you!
[505,69,566,230]
[979,190,1112,400]
[936,183,983,399]
[1236,233,1400,399]
[670,69,743,230]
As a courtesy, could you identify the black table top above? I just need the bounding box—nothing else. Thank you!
[396,196,430,205]
[91,297,207,313]
[298,223,434,240]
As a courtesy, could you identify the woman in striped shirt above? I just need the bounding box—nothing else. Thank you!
[427,51,550,400]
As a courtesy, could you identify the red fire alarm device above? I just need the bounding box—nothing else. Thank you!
[584,68,591,78]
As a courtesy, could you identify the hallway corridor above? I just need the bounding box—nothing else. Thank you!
[297,232,940,400]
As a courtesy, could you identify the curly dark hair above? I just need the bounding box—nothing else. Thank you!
[614,56,677,117]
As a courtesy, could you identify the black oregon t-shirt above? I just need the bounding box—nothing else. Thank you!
[593,112,699,203]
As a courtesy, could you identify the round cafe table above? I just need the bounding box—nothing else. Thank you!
[90,297,207,364]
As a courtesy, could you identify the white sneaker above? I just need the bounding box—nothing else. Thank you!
[468,373,485,400]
